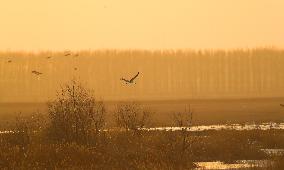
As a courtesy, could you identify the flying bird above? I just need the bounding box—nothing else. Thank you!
[120,72,140,84]
[64,50,72,56]
[31,70,43,75]
[280,104,284,107]
[7,60,12,63]
[46,56,51,59]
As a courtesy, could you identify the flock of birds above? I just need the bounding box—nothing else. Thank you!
[5,51,78,76]
[4,51,140,85]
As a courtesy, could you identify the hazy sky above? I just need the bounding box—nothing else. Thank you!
[0,0,284,51]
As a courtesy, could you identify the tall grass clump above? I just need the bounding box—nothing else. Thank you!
[47,79,105,144]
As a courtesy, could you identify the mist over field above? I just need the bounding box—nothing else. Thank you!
[2,1,284,169]
[1,49,284,103]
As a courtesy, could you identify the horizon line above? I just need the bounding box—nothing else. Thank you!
[0,46,283,54]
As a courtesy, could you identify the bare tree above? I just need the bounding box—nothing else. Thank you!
[114,102,151,131]
[173,104,193,130]
[172,104,194,160]
[47,79,105,143]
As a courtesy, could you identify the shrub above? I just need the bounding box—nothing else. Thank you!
[9,113,30,151]
[172,105,194,162]
[47,80,105,143]
[173,104,193,128]
[114,102,151,131]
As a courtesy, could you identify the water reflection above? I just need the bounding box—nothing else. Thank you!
[261,149,284,156]
[141,122,284,131]
[195,160,273,170]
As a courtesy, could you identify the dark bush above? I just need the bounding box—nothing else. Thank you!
[47,80,105,144]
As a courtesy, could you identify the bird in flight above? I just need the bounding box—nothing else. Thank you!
[280,104,284,107]
[7,60,12,63]
[31,70,43,75]
[64,50,71,56]
[46,56,51,59]
[120,72,140,84]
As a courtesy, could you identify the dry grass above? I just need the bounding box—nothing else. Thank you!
[0,130,197,169]
[1,98,284,169]
[2,120,284,169]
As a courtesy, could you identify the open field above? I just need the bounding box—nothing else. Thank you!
[1,98,284,126]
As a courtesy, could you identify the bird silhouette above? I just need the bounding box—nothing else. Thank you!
[120,72,140,84]
[64,50,71,56]
[280,104,284,107]
[31,70,43,75]
[7,60,12,63]
[46,56,51,59]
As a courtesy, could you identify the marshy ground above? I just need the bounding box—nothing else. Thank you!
[1,99,284,169]
[1,126,284,169]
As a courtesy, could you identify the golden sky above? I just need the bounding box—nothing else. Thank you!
[0,0,284,51]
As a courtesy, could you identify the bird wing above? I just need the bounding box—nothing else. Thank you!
[120,78,130,83]
[130,72,139,82]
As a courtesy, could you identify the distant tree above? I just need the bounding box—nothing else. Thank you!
[47,80,105,143]
[114,102,151,131]
[173,104,193,129]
